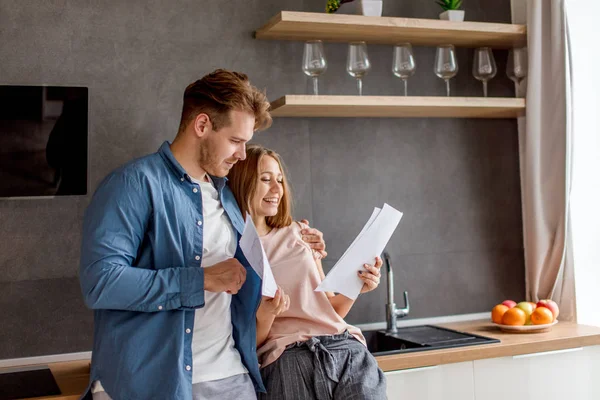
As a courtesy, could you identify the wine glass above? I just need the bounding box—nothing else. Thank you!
[347,41,371,96]
[507,47,528,96]
[472,47,497,97]
[434,45,458,97]
[392,43,416,96]
[302,40,327,95]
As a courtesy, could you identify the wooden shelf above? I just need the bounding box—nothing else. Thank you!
[255,12,527,48]
[269,96,526,118]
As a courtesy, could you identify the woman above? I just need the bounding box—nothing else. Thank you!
[228,145,386,399]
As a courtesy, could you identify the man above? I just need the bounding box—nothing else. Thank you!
[79,69,327,400]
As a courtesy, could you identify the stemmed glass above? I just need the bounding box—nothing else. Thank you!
[472,47,497,97]
[347,41,371,96]
[392,43,416,96]
[434,45,458,97]
[302,40,327,95]
[507,47,528,96]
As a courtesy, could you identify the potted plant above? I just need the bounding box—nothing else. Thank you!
[437,0,465,21]
[326,0,383,17]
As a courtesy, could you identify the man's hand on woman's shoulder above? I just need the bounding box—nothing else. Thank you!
[299,219,328,259]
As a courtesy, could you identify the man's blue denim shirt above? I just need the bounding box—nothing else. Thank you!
[79,141,263,400]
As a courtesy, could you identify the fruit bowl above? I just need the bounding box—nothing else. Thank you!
[493,320,558,333]
[491,299,560,333]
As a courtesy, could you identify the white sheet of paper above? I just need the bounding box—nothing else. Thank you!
[238,214,278,297]
[316,204,403,300]
[336,207,381,262]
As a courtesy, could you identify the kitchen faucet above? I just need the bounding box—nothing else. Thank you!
[382,251,409,334]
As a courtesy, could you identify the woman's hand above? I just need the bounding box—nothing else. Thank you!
[359,256,383,294]
[257,286,290,318]
[256,287,290,347]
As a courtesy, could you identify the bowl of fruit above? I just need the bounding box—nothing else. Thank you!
[491,299,559,333]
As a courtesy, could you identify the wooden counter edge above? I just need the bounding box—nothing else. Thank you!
[375,320,600,371]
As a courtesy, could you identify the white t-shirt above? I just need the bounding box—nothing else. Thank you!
[190,175,247,383]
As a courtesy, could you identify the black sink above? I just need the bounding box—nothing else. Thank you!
[363,325,500,356]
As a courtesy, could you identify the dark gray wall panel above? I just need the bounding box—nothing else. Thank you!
[0,0,524,358]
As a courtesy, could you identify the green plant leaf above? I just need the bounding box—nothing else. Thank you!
[437,0,460,11]
[436,1,450,11]
[449,0,463,10]
[437,0,463,10]
[326,0,355,13]
[325,0,341,13]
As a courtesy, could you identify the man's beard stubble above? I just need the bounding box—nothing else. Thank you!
[198,136,230,178]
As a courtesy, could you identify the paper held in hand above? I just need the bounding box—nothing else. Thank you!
[316,204,403,300]
[238,213,278,297]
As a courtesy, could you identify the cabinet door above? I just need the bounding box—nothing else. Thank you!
[474,345,600,400]
[385,362,475,400]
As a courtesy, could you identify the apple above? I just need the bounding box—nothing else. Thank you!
[501,300,517,308]
[537,299,559,320]
[528,302,537,310]
[515,301,535,324]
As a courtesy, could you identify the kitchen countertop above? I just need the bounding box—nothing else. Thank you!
[6,320,600,400]
[375,319,600,371]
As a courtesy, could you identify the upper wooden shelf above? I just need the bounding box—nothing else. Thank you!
[269,96,526,118]
[255,12,527,48]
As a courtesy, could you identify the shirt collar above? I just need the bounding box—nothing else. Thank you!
[157,141,227,190]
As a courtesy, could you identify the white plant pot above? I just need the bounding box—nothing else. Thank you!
[439,10,465,21]
[361,0,383,17]
[337,0,383,17]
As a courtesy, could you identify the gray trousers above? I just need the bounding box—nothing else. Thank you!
[91,373,257,400]
[258,331,387,400]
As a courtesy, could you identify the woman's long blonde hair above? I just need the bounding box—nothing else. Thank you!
[228,144,293,228]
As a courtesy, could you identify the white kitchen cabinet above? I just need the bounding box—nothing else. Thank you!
[385,361,475,400]
[473,345,600,400]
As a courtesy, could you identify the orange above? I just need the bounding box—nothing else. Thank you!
[531,307,554,325]
[491,304,509,324]
[501,307,527,326]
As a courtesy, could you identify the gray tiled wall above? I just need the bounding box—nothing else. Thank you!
[0,0,524,359]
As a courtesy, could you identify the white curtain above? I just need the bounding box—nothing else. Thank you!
[519,0,576,321]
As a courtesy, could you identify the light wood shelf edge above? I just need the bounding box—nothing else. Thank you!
[255,11,527,48]
[269,95,526,118]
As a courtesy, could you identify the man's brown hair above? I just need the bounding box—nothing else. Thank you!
[228,145,293,229]
[178,69,272,133]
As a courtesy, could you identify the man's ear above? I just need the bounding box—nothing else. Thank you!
[193,113,211,138]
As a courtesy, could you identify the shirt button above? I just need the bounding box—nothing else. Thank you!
[158,305,163,310]
[186,365,191,371]
[193,188,198,193]
[195,255,200,261]
[186,328,191,334]
[197,220,202,226]
[180,177,184,182]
